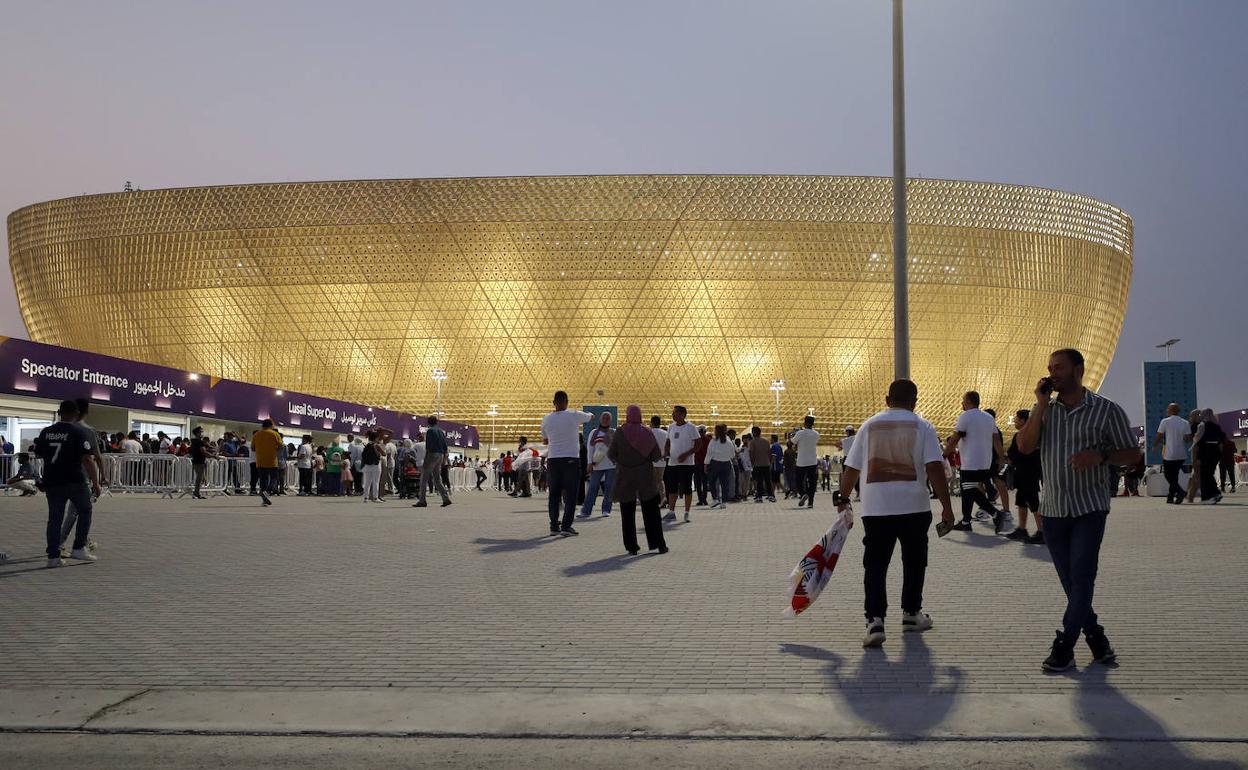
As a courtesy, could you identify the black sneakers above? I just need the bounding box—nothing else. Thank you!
[1085,630,1117,664]
[952,520,973,532]
[559,527,579,537]
[1042,631,1076,672]
[1005,528,1029,542]
[1027,530,1046,545]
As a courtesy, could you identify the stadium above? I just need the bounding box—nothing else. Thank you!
[7,175,1132,442]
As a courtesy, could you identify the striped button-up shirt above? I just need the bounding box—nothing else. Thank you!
[1039,388,1135,519]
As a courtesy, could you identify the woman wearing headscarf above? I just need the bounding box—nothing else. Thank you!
[609,405,668,555]
[579,411,616,519]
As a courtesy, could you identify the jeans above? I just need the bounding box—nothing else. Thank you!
[228,460,241,491]
[1042,511,1108,642]
[46,482,93,559]
[707,460,733,503]
[192,462,207,496]
[581,467,615,516]
[1162,459,1185,503]
[797,465,818,501]
[362,464,381,500]
[862,510,931,620]
[475,469,486,490]
[420,453,450,504]
[324,472,342,496]
[547,457,580,530]
[257,466,280,495]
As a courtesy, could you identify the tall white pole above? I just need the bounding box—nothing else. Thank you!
[892,0,910,380]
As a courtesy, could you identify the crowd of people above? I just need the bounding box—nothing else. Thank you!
[6,347,1244,675]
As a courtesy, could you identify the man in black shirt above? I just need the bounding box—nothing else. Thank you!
[1005,409,1044,544]
[189,426,216,499]
[34,400,102,568]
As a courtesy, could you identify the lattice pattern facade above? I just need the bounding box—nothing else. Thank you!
[8,176,1131,444]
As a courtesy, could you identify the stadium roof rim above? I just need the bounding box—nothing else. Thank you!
[7,174,1129,223]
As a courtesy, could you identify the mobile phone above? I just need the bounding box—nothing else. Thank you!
[935,520,952,538]
[1039,377,1055,395]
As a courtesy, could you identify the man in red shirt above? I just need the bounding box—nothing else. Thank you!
[502,452,514,493]
[693,425,712,506]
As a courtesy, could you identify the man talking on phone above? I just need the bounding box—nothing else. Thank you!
[1015,348,1139,672]
[837,379,955,648]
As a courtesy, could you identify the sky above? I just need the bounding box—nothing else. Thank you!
[1,0,1245,426]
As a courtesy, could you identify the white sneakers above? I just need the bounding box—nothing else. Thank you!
[684,512,691,523]
[863,618,886,647]
[69,549,97,562]
[46,557,63,569]
[902,612,933,633]
[865,613,932,646]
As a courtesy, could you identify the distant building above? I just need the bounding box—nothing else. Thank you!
[1143,361,1197,465]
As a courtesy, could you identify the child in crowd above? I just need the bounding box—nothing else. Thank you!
[340,457,354,495]
[401,457,420,499]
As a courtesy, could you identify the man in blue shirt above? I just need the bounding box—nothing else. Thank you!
[34,400,102,568]
[415,416,452,508]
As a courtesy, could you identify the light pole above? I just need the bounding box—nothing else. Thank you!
[892,0,910,379]
[770,379,785,426]
[431,368,447,416]
[1156,338,1181,362]
[487,404,499,453]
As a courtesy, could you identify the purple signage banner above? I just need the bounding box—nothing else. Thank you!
[1220,410,1248,439]
[0,337,479,449]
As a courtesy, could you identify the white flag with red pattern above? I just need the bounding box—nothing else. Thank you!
[784,510,853,618]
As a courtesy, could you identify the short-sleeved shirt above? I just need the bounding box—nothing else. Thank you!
[845,409,943,517]
[251,429,283,468]
[650,428,669,468]
[586,427,616,470]
[541,410,593,459]
[1038,389,1136,519]
[325,445,344,472]
[791,428,820,467]
[297,444,314,469]
[1156,415,1192,462]
[34,421,96,486]
[189,437,210,463]
[665,422,699,466]
[955,408,998,471]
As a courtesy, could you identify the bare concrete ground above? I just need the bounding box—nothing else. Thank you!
[1,733,1245,770]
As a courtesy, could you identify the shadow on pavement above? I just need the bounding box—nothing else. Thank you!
[473,536,555,554]
[780,634,964,737]
[562,553,643,577]
[1072,663,1242,769]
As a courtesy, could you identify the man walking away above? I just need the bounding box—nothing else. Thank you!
[1193,409,1226,504]
[946,391,1004,532]
[693,425,711,507]
[1015,348,1138,672]
[791,415,820,508]
[1220,436,1237,494]
[1152,403,1191,504]
[251,420,283,506]
[748,426,775,502]
[415,417,453,508]
[650,416,668,502]
[35,400,102,568]
[542,391,593,536]
[838,380,954,647]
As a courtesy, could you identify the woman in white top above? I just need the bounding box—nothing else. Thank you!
[704,424,736,508]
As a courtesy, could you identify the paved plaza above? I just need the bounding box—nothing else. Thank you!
[2,488,1247,766]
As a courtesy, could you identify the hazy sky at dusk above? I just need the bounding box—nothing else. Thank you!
[2,0,1245,424]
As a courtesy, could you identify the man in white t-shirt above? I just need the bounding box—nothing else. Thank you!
[840,426,859,500]
[663,405,699,522]
[296,435,315,496]
[945,391,1004,532]
[650,415,668,503]
[838,379,954,648]
[540,390,593,537]
[790,415,821,508]
[1153,402,1192,504]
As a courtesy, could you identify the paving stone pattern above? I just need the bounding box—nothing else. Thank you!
[2,490,1245,695]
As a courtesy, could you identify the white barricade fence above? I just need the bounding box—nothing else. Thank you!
[223,457,251,493]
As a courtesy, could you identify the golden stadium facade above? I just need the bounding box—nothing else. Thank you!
[8,176,1131,444]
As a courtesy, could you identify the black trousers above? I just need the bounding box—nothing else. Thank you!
[621,494,666,552]
[694,464,708,504]
[1199,451,1220,500]
[299,467,314,495]
[862,511,931,620]
[752,466,773,499]
[547,457,580,530]
[959,469,998,520]
[797,465,818,500]
[1162,459,1185,502]
[1220,461,1237,492]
